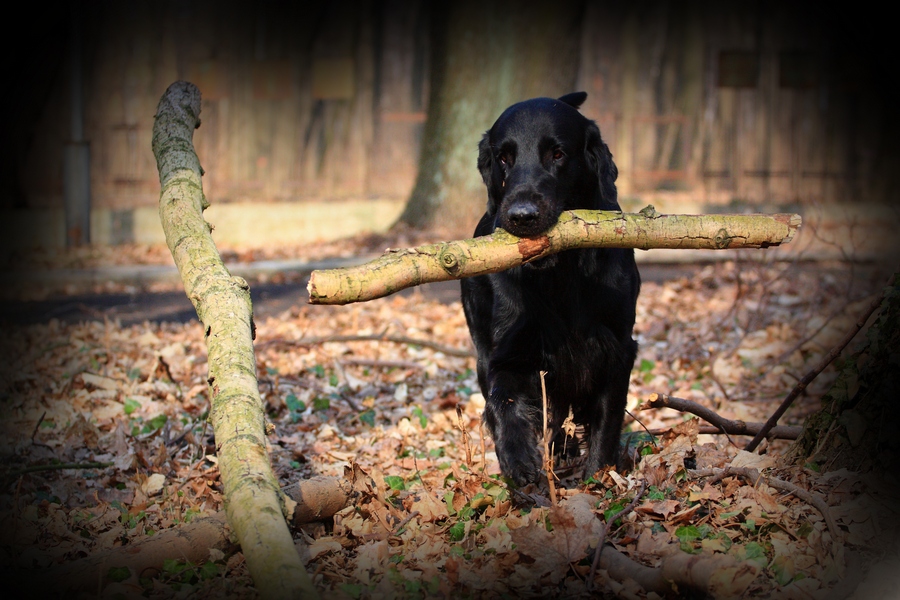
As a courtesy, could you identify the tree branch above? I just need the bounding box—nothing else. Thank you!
[745,276,892,452]
[152,81,318,600]
[641,393,802,441]
[308,209,801,305]
[690,467,841,544]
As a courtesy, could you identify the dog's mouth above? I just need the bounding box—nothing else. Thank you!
[499,218,555,239]
[496,194,560,238]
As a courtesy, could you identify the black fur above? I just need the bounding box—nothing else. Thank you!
[461,93,640,485]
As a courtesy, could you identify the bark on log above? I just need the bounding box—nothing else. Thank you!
[307,209,801,305]
[152,81,318,600]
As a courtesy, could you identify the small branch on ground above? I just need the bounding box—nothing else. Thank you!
[540,371,558,505]
[646,425,801,439]
[257,333,474,358]
[690,466,841,544]
[588,480,647,590]
[641,393,802,441]
[3,462,113,482]
[392,511,420,536]
[745,275,893,452]
[456,405,473,468]
[308,210,801,305]
[29,411,46,442]
[339,358,425,370]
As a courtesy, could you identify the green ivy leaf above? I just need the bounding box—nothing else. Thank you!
[340,583,363,599]
[384,475,406,491]
[359,409,375,427]
[449,522,466,541]
[412,406,428,428]
[107,566,131,582]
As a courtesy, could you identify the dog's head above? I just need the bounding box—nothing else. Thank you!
[477,92,618,238]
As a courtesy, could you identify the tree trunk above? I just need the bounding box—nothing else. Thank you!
[397,0,585,233]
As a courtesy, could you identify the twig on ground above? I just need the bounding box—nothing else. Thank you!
[690,466,841,544]
[339,358,425,370]
[257,333,474,358]
[588,480,648,590]
[540,371,557,505]
[646,424,801,439]
[746,275,893,451]
[3,462,113,479]
[624,408,659,448]
[479,419,487,475]
[457,405,473,467]
[642,393,801,441]
[392,510,420,536]
[29,411,46,442]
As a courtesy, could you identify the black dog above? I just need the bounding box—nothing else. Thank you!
[461,92,640,485]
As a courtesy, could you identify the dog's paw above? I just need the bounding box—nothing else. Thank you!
[581,446,619,482]
[484,380,544,486]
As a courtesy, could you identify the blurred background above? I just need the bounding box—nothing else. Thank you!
[0,0,897,259]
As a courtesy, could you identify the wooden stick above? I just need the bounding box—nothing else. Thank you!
[745,275,892,452]
[690,467,841,544]
[642,393,802,441]
[308,210,801,305]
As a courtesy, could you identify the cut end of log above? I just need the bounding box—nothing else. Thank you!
[778,213,802,244]
[307,270,348,305]
[786,213,802,243]
[307,273,321,304]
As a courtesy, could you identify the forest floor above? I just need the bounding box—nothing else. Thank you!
[1,223,899,598]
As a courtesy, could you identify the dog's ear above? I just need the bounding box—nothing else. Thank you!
[559,92,587,110]
[477,132,492,185]
[585,122,619,206]
[477,132,499,214]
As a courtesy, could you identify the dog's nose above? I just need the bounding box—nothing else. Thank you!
[507,202,539,230]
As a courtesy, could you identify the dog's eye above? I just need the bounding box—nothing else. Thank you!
[498,153,508,166]
[552,148,565,161]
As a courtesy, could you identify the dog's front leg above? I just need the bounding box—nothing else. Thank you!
[581,357,632,479]
[482,319,544,486]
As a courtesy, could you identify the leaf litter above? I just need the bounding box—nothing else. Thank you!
[1,256,896,598]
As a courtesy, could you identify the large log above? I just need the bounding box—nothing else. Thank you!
[152,81,318,600]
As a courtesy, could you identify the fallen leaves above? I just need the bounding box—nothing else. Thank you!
[1,259,896,597]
